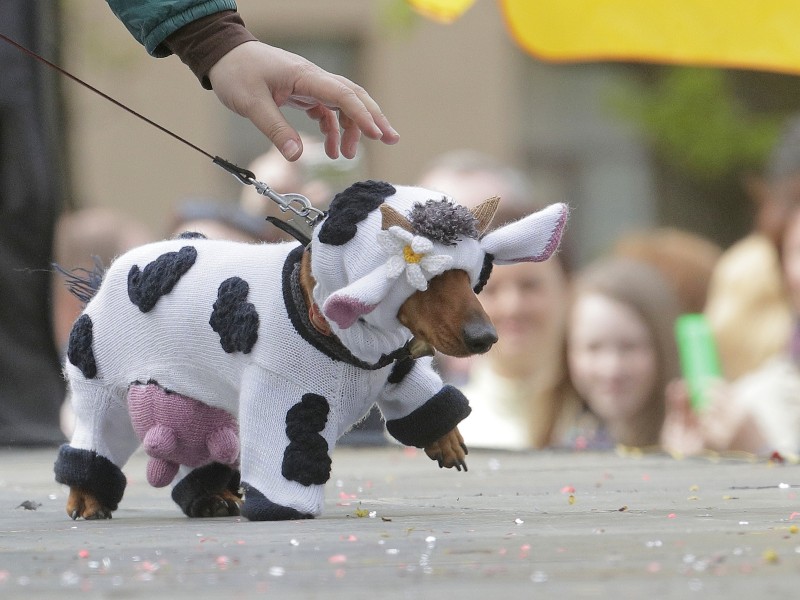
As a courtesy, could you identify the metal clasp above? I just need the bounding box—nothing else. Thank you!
[213,156,326,244]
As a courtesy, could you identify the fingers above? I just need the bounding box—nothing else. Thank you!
[338,111,363,160]
[327,74,399,144]
[209,42,398,161]
[242,97,304,161]
[306,104,341,159]
[293,69,398,154]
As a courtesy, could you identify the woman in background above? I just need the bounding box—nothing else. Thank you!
[565,258,681,449]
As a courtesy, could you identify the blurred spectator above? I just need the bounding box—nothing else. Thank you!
[418,150,582,450]
[662,200,800,459]
[53,207,154,437]
[566,258,681,449]
[169,197,271,242]
[703,116,800,380]
[458,251,581,450]
[613,227,722,314]
[417,149,560,385]
[417,149,540,218]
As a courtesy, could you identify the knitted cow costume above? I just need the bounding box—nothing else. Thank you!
[55,181,568,521]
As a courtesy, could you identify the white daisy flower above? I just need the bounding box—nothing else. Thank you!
[377,226,453,291]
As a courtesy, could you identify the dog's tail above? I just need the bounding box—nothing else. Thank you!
[52,256,106,306]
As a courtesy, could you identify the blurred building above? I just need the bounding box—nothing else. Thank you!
[58,1,796,265]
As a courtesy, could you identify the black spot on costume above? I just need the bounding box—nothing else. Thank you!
[282,393,332,486]
[67,314,97,379]
[209,277,260,354]
[128,246,197,312]
[317,180,396,245]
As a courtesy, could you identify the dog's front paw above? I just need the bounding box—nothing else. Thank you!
[66,487,113,520]
[424,427,468,472]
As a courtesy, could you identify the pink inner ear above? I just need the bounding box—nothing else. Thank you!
[323,296,376,329]
[532,204,569,262]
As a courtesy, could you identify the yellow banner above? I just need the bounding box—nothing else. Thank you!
[499,0,800,74]
[407,0,477,23]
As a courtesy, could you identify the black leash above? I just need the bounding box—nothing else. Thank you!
[0,32,324,245]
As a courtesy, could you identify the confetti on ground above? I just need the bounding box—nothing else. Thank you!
[560,485,575,494]
[667,513,677,519]
[515,518,524,525]
[519,544,531,559]
[568,495,576,505]
[763,549,780,564]
[15,501,41,511]
[77,550,90,559]
[354,506,369,518]
[328,554,347,565]
[790,525,799,534]
[770,451,785,464]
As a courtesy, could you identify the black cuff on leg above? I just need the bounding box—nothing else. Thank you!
[53,445,127,511]
[240,484,313,521]
[385,385,472,448]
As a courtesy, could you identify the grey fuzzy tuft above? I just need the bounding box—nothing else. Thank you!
[408,198,478,246]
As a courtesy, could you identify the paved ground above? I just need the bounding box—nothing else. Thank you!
[0,445,798,599]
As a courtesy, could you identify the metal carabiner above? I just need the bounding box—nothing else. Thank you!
[214,156,326,245]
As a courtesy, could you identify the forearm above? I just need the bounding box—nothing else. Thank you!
[106,0,237,57]
[164,11,257,89]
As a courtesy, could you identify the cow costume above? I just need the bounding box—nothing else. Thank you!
[55,181,568,521]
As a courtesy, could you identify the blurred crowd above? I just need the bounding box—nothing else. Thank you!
[23,115,800,462]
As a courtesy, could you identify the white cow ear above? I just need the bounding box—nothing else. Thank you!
[322,267,394,329]
[481,203,568,265]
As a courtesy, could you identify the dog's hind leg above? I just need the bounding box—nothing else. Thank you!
[55,376,139,520]
[171,463,243,518]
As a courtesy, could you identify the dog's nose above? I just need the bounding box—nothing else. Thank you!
[463,321,498,354]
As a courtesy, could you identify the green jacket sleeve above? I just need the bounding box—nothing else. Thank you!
[106,0,238,57]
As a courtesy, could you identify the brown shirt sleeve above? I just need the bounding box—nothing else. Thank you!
[164,10,257,90]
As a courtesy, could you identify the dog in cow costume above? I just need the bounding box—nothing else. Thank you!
[55,180,568,521]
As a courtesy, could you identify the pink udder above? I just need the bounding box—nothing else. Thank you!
[128,383,239,487]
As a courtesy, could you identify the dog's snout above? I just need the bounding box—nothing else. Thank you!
[463,321,498,354]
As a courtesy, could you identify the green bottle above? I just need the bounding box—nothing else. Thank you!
[675,314,722,411]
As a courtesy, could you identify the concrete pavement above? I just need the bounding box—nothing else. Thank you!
[0,446,798,599]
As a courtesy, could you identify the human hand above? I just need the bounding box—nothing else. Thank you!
[662,377,761,455]
[208,41,399,161]
[661,379,705,456]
